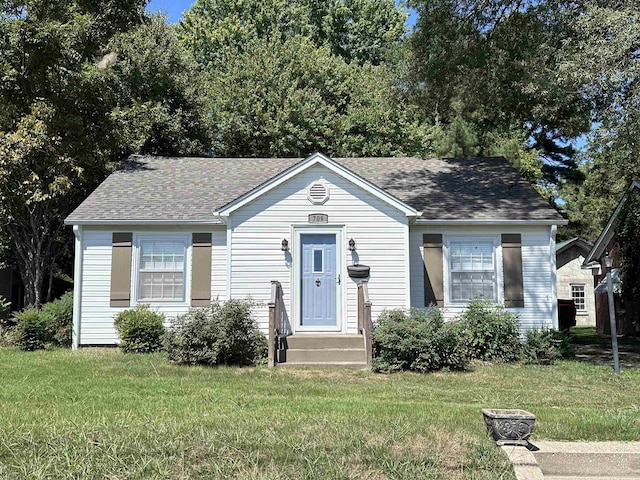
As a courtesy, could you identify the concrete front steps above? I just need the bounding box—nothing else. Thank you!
[277,334,368,368]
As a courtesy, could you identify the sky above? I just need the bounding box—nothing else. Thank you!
[146,0,418,27]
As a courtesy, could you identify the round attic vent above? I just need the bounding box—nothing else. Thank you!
[308,182,329,205]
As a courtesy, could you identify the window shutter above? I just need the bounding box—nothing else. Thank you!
[502,234,524,308]
[110,232,132,307]
[423,234,444,307]
[191,233,212,307]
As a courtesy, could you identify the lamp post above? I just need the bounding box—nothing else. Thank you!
[604,252,620,374]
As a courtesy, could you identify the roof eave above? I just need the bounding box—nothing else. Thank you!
[414,218,568,226]
[584,180,640,264]
[64,219,224,226]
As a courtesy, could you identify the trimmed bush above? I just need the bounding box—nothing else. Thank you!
[459,298,521,362]
[114,305,165,353]
[522,328,575,365]
[372,308,470,373]
[164,299,267,366]
[14,307,48,351]
[41,291,73,347]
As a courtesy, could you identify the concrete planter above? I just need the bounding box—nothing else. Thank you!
[482,409,536,446]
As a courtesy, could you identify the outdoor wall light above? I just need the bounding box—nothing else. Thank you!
[604,252,613,270]
[348,238,356,251]
[281,239,289,251]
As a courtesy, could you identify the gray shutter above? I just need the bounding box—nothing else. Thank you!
[110,232,132,307]
[423,234,444,307]
[502,234,524,308]
[191,233,212,307]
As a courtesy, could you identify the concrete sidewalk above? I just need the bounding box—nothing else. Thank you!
[501,441,640,480]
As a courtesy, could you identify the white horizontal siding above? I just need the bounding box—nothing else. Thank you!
[229,164,409,334]
[78,227,226,345]
[409,225,555,331]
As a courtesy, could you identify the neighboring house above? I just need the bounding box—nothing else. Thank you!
[584,180,640,337]
[556,237,596,326]
[65,153,566,364]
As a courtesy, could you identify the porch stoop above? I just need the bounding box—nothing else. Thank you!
[277,334,368,368]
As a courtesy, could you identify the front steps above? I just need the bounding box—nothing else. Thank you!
[277,334,368,368]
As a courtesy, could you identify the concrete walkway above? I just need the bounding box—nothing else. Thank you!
[501,441,640,480]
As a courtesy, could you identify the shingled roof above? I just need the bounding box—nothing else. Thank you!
[65,155,564,223]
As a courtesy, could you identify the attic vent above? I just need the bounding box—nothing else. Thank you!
[308,182,329,205]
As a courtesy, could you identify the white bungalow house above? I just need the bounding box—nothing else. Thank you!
[65,152,566,366]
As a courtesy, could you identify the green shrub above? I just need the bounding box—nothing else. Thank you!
[372,308,470,373]
[164,299,267,366]
[522,328,575,365]
[14,307,48,351]
[459,298,521,362]
[0,295,14,330]
[41,291,73,347]
[114,305,165,353]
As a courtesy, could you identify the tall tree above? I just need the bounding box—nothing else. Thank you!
[178,0,407,69]
[208,35,426,157]
[0,5,210,307]
[559,0,640,239]
[408,0,591,193]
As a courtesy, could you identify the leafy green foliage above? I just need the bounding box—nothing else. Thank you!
[372,308,470,373]
[408,0,590,193]
[40,291,74,347]
[179,0,406,69]
[459,298,521,362]
[13,307,48,351]
[164,299,267,367]
[618,187,640,329]
[207,35,426,157]
[114,305,165,353]
[0,5,211,307]
[522,328,574,365]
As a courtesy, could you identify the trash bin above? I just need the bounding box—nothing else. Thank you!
[557,299,576,332]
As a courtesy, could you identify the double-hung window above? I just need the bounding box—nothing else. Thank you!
[137,239,186,302]
[449,241,496,302]
[571,284,586,312]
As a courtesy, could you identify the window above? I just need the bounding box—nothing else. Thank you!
[138,240,185,301]
[571,284,586,312]
[449,241,496,302]
[313,249,323,273]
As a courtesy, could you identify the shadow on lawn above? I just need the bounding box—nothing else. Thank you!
[569,326,640,370]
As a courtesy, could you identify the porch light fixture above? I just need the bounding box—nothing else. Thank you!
[281,239,289,251]
[348,238,356,251]
[604,251,620,374]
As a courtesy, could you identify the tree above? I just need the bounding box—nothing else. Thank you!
[0,5,210,307]
[178,0,407,70]
[207,35,427,157]
[558,1,640,239]
[408,0,591,193]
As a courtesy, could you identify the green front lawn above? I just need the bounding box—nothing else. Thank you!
[0,349,638,479]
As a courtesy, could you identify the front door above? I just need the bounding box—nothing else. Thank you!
[301,234,337,328]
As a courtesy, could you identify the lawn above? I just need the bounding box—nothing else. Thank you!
[0,349,639,479]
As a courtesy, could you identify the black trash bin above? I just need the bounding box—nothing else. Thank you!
[557,299,577,332]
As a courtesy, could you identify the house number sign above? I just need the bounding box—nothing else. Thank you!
[308,213,328,224]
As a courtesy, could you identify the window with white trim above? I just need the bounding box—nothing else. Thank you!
[571,284,586,312]
[137,240,186,301]
[449,241,496,302]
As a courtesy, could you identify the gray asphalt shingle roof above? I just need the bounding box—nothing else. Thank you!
[65,155,564,223]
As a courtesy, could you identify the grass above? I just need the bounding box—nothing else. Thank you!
[0,349,639,479]
[571,325,640,350]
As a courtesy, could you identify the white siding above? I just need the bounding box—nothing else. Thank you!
[409,225,556,331]
[78,226,226,345]
[228,164,409,334]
